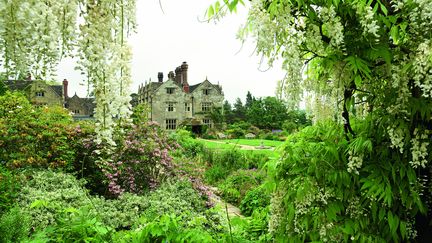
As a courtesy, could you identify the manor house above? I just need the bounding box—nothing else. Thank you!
[4,76,95,119]
[137,62,224,131]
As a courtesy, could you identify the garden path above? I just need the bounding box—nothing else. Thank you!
[208,186,243,218]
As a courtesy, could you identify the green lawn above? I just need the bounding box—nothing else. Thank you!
[199,140,239,150]
[197,139,281,158]
[222,139,284,147]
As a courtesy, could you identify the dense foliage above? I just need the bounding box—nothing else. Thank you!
[208,0,432,241]
[0,91,86,169]
[223,91,311,132]
[80,122,177,196]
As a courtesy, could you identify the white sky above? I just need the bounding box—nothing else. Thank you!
[57,0,285,104]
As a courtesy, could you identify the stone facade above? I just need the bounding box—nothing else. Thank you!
[4,79,63,107]
[137,62,224,131]
[4,78,95,118]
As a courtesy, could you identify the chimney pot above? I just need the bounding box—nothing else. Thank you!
[168,71,175,80]
[157,72,163,82]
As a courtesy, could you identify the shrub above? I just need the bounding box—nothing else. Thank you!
[170,129,204,158]
[268,120,431,242]
[0,166,22,214]
[204,164,230,185]
[18,170,91,230]
[144,180,206,222]
[30,207,113,243]
[114,214,214,243]
[80,122,176,196]
[17,170,149,231]
[239,186,271,217]
[0,91,81,169]
[218,169,265,205]
[0,207,30,243]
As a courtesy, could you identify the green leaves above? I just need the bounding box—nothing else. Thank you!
[345,55,372,79]
[387,211,399,236]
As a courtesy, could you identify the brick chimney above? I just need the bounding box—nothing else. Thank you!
[62,79,68,98]
[181,62,189,93]
[181,61,188,84]
[157,72,163,82]
[175,67,182,84]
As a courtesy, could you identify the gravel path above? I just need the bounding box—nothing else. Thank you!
[208,186,243,218]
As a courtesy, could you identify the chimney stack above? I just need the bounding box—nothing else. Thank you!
[181,61,188,84]
[168,71,175,80]
[157,72,163,82]
[62,79,68,99]
[175,67,182,84]
[181,62,189,93]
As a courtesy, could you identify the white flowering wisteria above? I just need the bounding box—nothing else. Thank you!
[0,0,136,147]
[232,0,432,171]
[0,0,78,79]
[76,0,136,146]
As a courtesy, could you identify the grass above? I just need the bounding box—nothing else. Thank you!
[197,139,281,158]
[199,140,239,150]
[223,139,284,147]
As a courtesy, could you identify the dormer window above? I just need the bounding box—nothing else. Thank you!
[36,91,45,97]
[203,89,211,95]
[166,88,175,94]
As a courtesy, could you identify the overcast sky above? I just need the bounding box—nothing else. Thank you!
[57,0,285,103]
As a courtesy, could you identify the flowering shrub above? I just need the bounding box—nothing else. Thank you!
[80,122,176,196]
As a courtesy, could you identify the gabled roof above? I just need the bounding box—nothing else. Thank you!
[66,94,95,112]
[4,79,63,97]
[189,79,223,94]
[152,79,183,93]
[4,80,32,91]
[51,85,63,97]
[189,83,201,93]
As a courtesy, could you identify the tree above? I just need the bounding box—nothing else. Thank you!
[232,98,246,122]
[245,91,255,109]
[222,100,235,124]
[246,96,288,130]
[209,0,432,241]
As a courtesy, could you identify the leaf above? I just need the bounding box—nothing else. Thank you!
[378,207,385,221]
[207,5,215,19]
[379,2,388,16]
[30,200,48,208]
[400,221,407,240]
[355,75,362,87]
[390,26,399,45]
[387,211,399,235]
